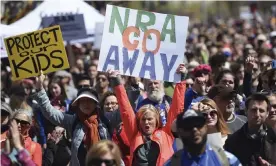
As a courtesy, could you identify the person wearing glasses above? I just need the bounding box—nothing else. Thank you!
[100,92,131,166]
[3,110,42,166]
[107,63,186,166]
[86,140,124,166]
[207,85,247,134]
[1,120,36,166]
[164,109,241,166]
[33,72,110,166]
[192,98,230,147]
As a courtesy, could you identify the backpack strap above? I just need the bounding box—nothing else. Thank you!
[212,146,230,166]
[170,149,183,166]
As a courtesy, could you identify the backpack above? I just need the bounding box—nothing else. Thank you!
[170,146,229,166]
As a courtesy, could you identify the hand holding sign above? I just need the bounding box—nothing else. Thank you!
[98,5,189,83]
[176,63,187,75]
[35,70,46,91]
[4,25,69,81]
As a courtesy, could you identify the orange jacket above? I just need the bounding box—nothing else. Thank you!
[114,81,186,166]
[24,136,42,166]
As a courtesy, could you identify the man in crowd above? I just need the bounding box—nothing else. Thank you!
[87,64,98,87]
[184,76,207,111]
[224,93,276,165]
[95,72,110,100]
[165,109,241,166]
[208,85,247,133]
[76,75,91,90]
[136,79,172,126]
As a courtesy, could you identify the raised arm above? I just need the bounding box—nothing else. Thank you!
[164,64,187,135]
[243,55,257,97]
[109,70,137,142]
[32,71,74,129]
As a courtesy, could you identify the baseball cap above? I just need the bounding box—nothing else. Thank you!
[72,88,99,106]
[176,109,206,130]
[207,84,236,100]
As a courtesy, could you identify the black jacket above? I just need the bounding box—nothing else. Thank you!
[224,123,276,166]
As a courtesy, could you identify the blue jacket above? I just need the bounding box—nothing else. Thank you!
[164,144,241,166]
[184,88,201,111]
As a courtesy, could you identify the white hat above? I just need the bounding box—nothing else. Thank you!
[72,91,99,106]
[257,34,267,41]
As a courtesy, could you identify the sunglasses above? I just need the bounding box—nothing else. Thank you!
[15,119,30,126]
[97,77,107,82]
[90,159,116,166]
[202,110,218,119]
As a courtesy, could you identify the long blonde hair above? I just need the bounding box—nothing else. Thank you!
[136,104,161,130]
[86,140,122,166]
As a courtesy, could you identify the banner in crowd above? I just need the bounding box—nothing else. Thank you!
[4,25,70,80]
[42,14,87,41]
[98,5,189,82]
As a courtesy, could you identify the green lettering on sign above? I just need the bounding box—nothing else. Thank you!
[135,10,156,39]
[161,14,176,43]
[109,6,130,35]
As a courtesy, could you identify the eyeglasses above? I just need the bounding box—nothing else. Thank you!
[90,159,116,166]
[104,102,118,107]
[202,110,218,119]
[15,119,30,126]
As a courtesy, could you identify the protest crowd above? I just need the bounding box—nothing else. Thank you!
[1,2,276,166]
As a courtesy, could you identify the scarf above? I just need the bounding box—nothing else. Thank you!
[77,111,100,148]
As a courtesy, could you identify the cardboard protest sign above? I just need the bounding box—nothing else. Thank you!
[4,25,69,81]
[98,5,189,82]
[42,14,87,41]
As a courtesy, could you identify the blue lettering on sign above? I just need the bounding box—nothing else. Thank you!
[139,51,156,80]
[102,45,119,71]
[122,47,139,75]
[160,53,178,81]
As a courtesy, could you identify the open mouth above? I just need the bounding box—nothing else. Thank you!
[145,126,150,130]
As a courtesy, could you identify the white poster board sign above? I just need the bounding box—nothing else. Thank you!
[42,14,87,41]
[98,5,189,83]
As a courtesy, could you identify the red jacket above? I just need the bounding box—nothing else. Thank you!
[114,81,186,166]
[112,123,130,166]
